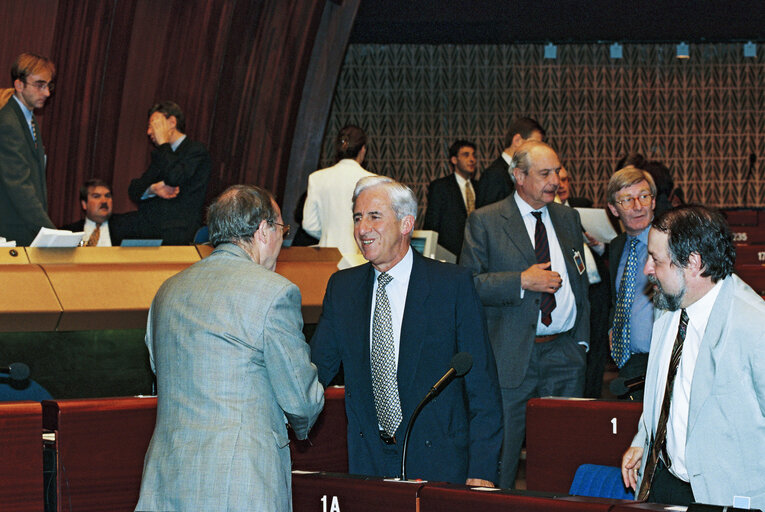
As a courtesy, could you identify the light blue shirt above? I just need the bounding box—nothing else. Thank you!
[12,95,35,140]
[615,226,653,354]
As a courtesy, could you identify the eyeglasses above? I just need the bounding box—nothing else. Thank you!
[614,193,653,208]
[271,222,290,238]
[25,80,55,92]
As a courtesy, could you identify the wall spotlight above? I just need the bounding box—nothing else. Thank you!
[676,42,690,59]
[744,41,756,58]
[610,43,623,59]
[544,43,557,59]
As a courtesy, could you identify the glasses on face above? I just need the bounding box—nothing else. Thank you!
[271,222,290,238]
[25,80,55,92]
[614,193,653,208]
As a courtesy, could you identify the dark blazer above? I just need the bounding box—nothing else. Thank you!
[423,173,476,258]
[0,98,55,245]
[461,196,591,388]
[310,250,503,484]
[61,214,131,246]
[475,156,514,209]
[127,138,211,245]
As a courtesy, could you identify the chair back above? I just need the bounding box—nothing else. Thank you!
[569,464,635,500]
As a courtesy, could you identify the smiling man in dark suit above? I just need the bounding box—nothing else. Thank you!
[462,140,590,488]
[0,53,56,245]
[127,101,211,245]
[423,139,478,259]
[311,175,502,486]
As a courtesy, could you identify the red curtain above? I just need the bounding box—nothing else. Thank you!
[0,0,325,226]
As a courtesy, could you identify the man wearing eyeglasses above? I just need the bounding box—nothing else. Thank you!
[0,53,56,246]
[606,166,658,400]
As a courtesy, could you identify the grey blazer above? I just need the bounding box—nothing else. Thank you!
[136,243,324,512]
[632,274,765,508]
[0,98,55,245]
[460,196,590,388]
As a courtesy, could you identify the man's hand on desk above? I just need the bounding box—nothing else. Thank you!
[465,478,494,487]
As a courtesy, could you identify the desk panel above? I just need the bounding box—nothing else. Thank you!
[0,265,61,331]
[291,386,348,472]
[525,398,642,493]
[0,401,43,512]
[43,396,157,512]
[418,485,614,512]
[26,246,201,264]
[0,247,29,264]
[292,472,423,512]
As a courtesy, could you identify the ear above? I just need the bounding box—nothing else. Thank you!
[80,200,87,212]
[254,219,271,244]
[167,115,178,130]
[513,168,525,187]
[511,133,525,148]
[13,78,24,94]
[400,215,415,236]
[687,252,704,277]
[450,156,458,167]
[607,203,620,218]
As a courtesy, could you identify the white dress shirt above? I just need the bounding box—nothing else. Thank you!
[661,280,723,481]
[368,248,414,367]
[83,218,112,247]
[453,172,474,210]
[514,193,577,336]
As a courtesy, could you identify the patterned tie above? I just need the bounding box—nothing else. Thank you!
[611,238,639,368]
[465,181,475,215]
[637,309,689,501]
[30,116,39,147]
[371,272,402,438]
[86,223,102,247]
[531,211,556,326]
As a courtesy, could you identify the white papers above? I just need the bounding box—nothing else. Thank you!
[575,208,618,244]
[30,227,85,247]
[0,237,16,247]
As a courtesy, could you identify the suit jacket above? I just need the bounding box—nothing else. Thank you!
[310,250,503,483]
[460,196,591,388]
[0,97,55,245]
[423,173,476,258]
[632,275,765,508]
[61,214,130,246]
[136,243,324,511]
[302,159,374,255]
[475,156,514,209]
[127,138,211,245]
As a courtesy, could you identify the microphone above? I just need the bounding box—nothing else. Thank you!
[401,352,473,480]
[609,375,645,397]
[0,363,31,381]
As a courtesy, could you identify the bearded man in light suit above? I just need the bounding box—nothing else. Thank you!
[136,185,324,512]
[622,205,765,508]
[461,140,590,488]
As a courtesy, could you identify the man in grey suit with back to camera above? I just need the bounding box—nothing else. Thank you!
[461,140,590,488]
[0,53,56,245]
[136,185,324,512]
[622,205,765,509]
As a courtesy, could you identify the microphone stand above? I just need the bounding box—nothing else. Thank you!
[400,388,436,481]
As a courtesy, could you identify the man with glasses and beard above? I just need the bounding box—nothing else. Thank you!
[621,205,765,509]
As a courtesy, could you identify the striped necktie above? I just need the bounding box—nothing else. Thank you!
[532,211,556,326]
[611,238,639,368]
[371,272,402,438]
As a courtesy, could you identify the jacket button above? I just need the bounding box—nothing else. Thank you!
[360,432,364,438]
[425,440,432,447]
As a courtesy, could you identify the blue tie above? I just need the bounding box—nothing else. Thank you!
[611,238,639,368]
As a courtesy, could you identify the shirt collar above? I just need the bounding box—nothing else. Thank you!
[12,94,34,123]
[373,246,414,283]
[514,191,548,218]
[84,218,108,229]
[171,134,186,152]
[629,225,651,245]
[454,172,469,188]
[685,279,723,336]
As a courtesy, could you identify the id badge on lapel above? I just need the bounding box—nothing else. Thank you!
[571,249,585,275]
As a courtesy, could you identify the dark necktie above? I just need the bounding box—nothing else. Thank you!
[86,223,102,247]
[637,308,689,500]
[532,211,556,326]
[465,181,475,215]
[370,272,402,438]
[611,238,639,368]
[31,116,39,147]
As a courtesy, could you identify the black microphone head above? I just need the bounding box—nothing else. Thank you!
[609,377,628,396]
[9,363,30,381]
[451,352,473,377]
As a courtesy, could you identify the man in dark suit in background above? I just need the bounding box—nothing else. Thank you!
[311,175,502,486]
[462,141,590,488]
[423,139,478,259]
[62,178,129,246]
[128,101,211,245]
[0,53,56,245]
[475,117,545,209]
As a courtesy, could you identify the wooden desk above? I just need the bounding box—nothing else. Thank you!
[418,484,615,512]
[42,397,157,512]
[291,386,348,472]
[0,401,43,512]
[525,398,643,493]
[292,472,424,512]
